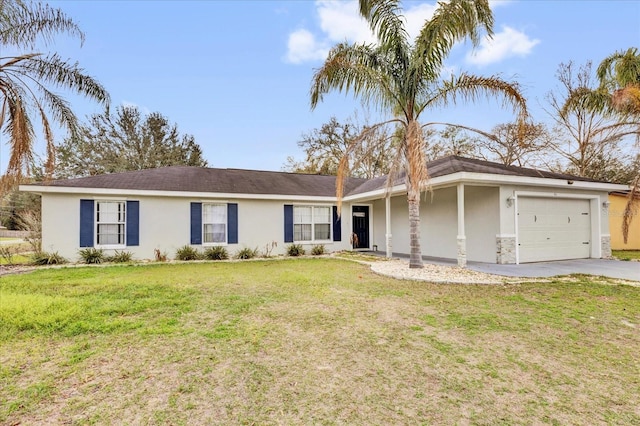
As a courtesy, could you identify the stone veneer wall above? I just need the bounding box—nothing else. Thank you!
[496,235,516,264]
[457,236,467,267]
[601,235,612,258]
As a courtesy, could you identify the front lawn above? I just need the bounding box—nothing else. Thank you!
[613,250,640,261]
[1,259,638,425]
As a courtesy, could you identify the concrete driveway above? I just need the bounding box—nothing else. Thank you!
[466,258,640,282]
[373,252,640,282]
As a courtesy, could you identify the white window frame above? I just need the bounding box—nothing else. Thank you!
[293,205,332,243]
[202,203,228,245]
[95,200,126,249]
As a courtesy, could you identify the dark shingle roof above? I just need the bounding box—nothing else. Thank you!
[38,166,369,197]
[31,156,605,197]
[346,156,604,195]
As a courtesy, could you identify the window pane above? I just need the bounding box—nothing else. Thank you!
[294,206,312,224]
[97,224,124,245]
[203,204,225,224]
[97,201,125,223]
[294,224,312,241]
[314,223,330,240]
[314,207,330,224]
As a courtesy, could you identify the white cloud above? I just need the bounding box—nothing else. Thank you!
[465,26,540,66]
[285,29,329,64]
[121,100,150,115]
[404,3,437,41]
[316,0,374,44]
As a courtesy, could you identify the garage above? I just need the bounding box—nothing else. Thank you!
[517,197,591,263]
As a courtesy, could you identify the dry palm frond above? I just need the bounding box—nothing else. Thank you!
[622,173,640,244]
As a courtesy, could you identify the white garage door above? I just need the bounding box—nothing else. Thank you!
[517,197,591,263]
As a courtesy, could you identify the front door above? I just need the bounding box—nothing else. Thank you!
[352,206,370,249]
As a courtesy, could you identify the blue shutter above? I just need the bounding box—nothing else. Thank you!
[333,206,341,242]
[126,201,139,246]
[190,202,202,245]
[284,204,293,243]
[79,199,94,247]
[227,203,238,244]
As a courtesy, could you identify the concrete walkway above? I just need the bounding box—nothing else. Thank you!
[370,252,640,282]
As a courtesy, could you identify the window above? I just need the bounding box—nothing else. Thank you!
[294,205,331,242]
[96,201,126,246]
[203,203,227,244]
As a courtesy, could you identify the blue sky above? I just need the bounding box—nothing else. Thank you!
[1,0,639,174]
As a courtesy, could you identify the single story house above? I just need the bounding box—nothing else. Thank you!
[20,156,627,265]
[608,191,640,250]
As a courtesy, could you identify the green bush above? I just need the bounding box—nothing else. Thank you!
[235,247,258,260]
[175,245,201,261]
[106,250,133,263]
[31,251,67,265]
[311,244,326,256]
[287,244,305,257]
[204,246,229,260]
[79,248,105,264]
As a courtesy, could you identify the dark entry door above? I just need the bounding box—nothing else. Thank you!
[352,206,370,249]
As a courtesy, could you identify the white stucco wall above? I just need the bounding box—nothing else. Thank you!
[40,193,353,261]
[464,186,500,263]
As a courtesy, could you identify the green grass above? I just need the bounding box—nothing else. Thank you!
[1,259,638,425]
[612,250,640,261]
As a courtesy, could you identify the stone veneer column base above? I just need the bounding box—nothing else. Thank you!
[496,235,517,264]
[457,236,467,268]
[601,235,612,259]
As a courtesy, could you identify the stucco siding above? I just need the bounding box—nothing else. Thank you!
[40,194,352,261]
[609,193,640,250]
[464,186,500,263]
[422,188,458,259]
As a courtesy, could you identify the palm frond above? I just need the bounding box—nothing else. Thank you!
[310,43,398,113]
[622,173,640,243]
[423,73,528,122]
[359,0,409,51]
[0,0,84,48]
[412,0,493,81]
[16,53,110,104]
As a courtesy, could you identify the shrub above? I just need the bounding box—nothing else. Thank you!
[311,244,325,256]
[235,247,258,260]
[0,246,15,265]
[79,248,105,264]
[154,248,168,262]
[204,246,229,260]
[262,241,278,258]
[31,251,67,265]
[175,245,201,261]
[106,250,133,263]
[287,244,305,257]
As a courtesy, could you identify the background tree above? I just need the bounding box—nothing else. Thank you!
[55,106,208,178]
[426,125,479,161]
[283,114,395,178]
[471,122,551,167]
[546,61,638,182]
[310,0,528,268]
[0,0,109,187]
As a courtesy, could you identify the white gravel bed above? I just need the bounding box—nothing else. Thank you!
[370,259,523,284]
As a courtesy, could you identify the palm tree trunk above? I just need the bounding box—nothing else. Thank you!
[407,187,423,268]
[406,120,426,269]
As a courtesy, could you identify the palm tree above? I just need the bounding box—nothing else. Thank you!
[597,48,640,243]
[564,48,640,243]
[310,0,528,268]
[0,0,110,188]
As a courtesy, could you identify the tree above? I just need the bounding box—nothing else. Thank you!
[283,114,395,178]
[55,106,208,178]
[426,125,479,161]
[310,0,528,268]
[468,122,552,167]
[547,61,639,182]
[0,0,110,187]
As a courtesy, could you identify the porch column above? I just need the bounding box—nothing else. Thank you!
[385,194,392,258]
[457,183,467,268]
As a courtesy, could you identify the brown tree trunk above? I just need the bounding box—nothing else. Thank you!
[406,120,426,269]
[407,187,423,268]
